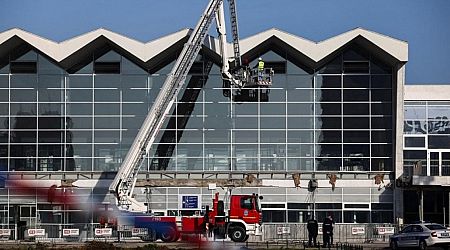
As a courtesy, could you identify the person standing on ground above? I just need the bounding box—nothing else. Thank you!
[322,215,333,247]
[307,216,318,247]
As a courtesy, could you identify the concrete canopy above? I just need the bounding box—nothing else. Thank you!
[0,27,408,72]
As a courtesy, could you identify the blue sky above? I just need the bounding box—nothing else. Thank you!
[0,0,449,84]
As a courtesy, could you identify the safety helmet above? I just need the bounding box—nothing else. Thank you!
[258,57,262,61]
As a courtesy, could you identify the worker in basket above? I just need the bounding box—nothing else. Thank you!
[255,57,264,81]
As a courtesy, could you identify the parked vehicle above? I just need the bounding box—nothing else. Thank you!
[390,223,450,250]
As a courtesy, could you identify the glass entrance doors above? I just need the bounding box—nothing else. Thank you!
[428,150,450,176]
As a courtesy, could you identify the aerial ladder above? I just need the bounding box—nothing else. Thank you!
[109,0,273,213]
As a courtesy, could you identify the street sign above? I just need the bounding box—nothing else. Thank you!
[28,229,45,237]
[376,227,395,235]
[180,195,200,209]
[95,228,112,237]
[351,227,365,235]
[63,228,79,237]
[0,229,10,237]
[132,228,148,236]
[276,226,290,235]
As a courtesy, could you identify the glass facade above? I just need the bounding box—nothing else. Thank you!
[404,101,450,176]
[0,42,397,236]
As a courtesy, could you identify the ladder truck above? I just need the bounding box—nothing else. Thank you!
[109,0,271,243]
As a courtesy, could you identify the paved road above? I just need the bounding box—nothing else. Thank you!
[0,240,392,249]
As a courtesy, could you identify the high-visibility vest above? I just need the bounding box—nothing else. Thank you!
[258,61,264,70]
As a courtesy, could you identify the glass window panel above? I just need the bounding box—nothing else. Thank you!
[10,144,36,157]
[38,144,63,157]
[405,137,425,147]
[94,103,119,115]
[67,89,92,102]
[10,116,36,129]
[286,89,313,102]
[68,130,92,143]
[233,130,258,143]
[343,89,369,102]
[38,116,63,129]
[177,144,203,157]
[371,89,392,102]
[10,103,37,116]
[343,131,369,143]
[260,103,285,115]
[67,103,92,115]
[371,75,391,88]
[121,58,147,75]
[67,75,92,88]
[204,116,230,129]
[261,117,285,129]
[177,157,203,171]
[0,103,7,115]
[39,103,63,116]
[343,61,369,74]
[372,103,392,115]
[236,157,258,171]
[428,106,450,119]
[122,74,147,88]
[205,157,230,171]
[287,130,313,143]
[122,89,147,102]
[38,74,62,88]
[287,144,313,157]
[94,117,120,129]
[287,117,313,129]
[317,56,341,74]
[372,130,392,143]
[343,103,369,115]
[234,103,257,115]
[0,90,8,101]
[204,129,229,143]
[122,103,148,116]
[287,103,313,115]
[343,158,369,171]
[316,158,341,171]
[38,55,63,74]
[372,158,392,171]
[94,89,120,102]
[371,59,392,74]
[428,119,450,134]
[260,130,285,143]
[94,130,120,143]
[316,131,341,143]
[428,135,450,149]
[372,117,392,129]
[234,144,257,157]
[286,75,313,88]
[343,75,369,88]
[10,89,36,102]
[15,51,37,61]
[287,158,314,171]
[371,144,392,157]
[0,64,9,74]
[39,88,62,102]
[315,103,340,115]
[404,120,427,134]
[344,117,369,129]
[96,50,121,62]
[204,144,230,157]
[66,117,92,129]
[10,74,37,88]
[178,130,203,143]
[315,75,341,88]
[316,144,341,157]
[344,144,369,157]
[0,75,8,88]
[11,131,36,143]
[315,89,341,102]
[0,117,8,129]
[316,117,341,129]
[264,88,285,102]
[234,117,257,129]
[344,211,369,223]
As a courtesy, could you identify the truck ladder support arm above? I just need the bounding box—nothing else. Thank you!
[109,0,223,212]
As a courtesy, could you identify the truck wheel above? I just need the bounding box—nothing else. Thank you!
[389,240,397,250]
[229,226,246,242]
[419,240,427,250]
[160,226,177,242]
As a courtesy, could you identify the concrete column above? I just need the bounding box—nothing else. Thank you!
[394,64,406,223]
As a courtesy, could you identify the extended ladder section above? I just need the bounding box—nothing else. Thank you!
[109,0,223,212]
[228,0,241,67]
